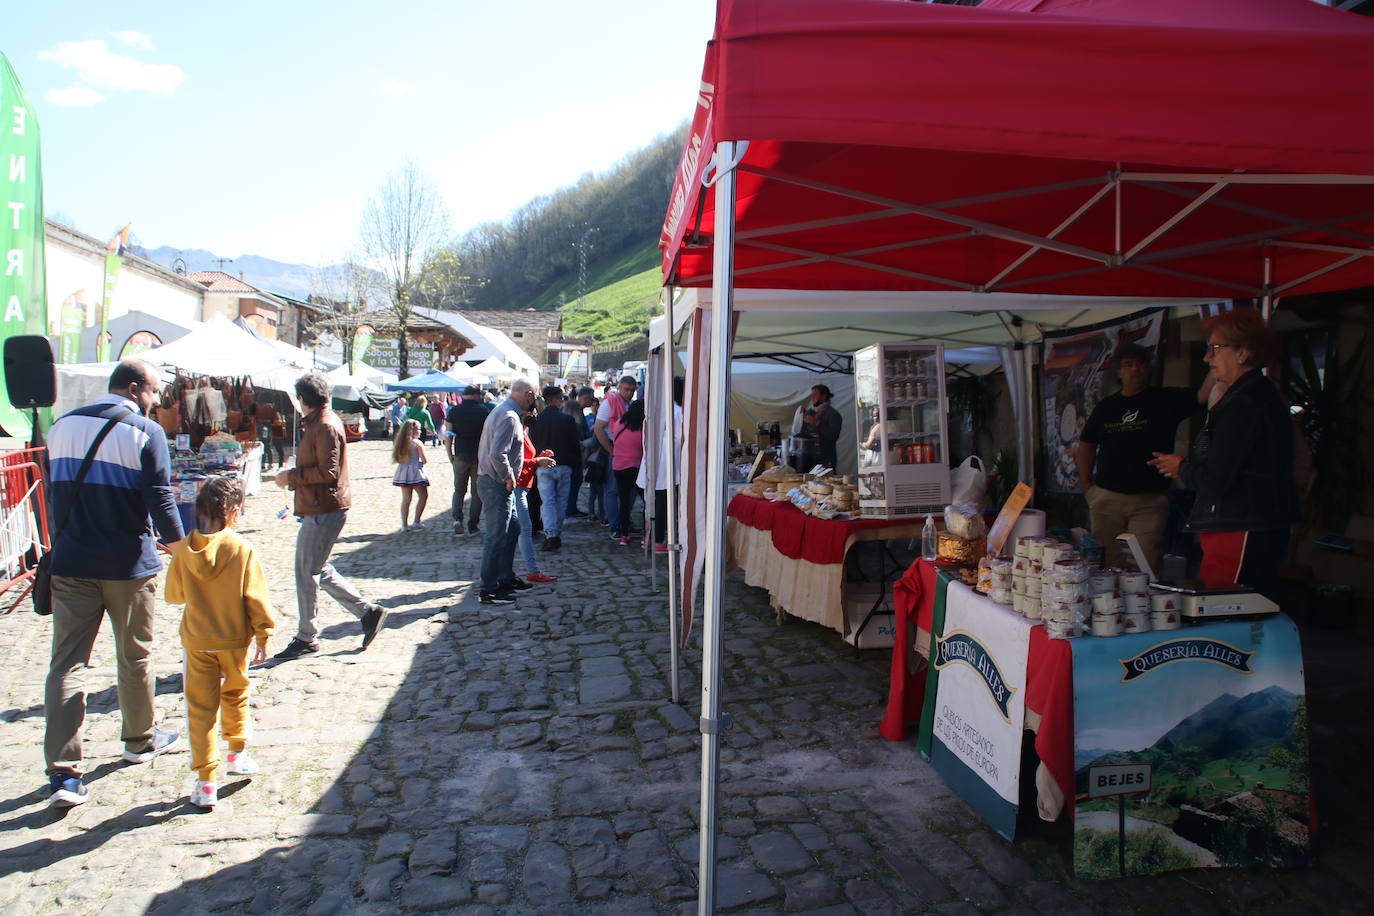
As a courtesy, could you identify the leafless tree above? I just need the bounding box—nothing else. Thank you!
[359,160,450,375]
[305,257,373,365]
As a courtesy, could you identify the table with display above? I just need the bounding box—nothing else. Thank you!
[725,493,925,638]
[170,443,263,534]
[878,557,1312,874]
[879,559,1074,820]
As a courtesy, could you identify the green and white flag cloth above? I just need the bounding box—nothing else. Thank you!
[351,323,374,375]
[0,55,48,439]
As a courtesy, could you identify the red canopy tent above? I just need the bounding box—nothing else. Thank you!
[663,0,1374,298]
[662,0,1374,908]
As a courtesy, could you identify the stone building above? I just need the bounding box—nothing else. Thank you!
[459,308,594,381]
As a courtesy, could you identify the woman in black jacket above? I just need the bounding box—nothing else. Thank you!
[1148,310,1297,601]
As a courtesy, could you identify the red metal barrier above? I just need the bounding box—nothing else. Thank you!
[0,447,49,612]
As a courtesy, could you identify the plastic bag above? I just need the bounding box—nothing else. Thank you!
[950,455,987,507]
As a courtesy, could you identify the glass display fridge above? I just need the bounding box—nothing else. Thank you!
[854,341,951,518]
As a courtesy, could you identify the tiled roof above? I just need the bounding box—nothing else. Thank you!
[459,309,563,332]
[186,270,267,295]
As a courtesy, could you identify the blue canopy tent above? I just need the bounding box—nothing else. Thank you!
[386,369,472,393]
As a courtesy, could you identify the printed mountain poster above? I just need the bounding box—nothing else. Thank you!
[1071,617,1310,878]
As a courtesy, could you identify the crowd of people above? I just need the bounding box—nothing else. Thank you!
[38,360,678,810]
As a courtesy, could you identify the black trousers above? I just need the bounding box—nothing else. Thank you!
[654,488,672,544]
[615,467,642,538]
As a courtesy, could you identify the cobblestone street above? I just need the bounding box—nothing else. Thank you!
[1,440,1371,914]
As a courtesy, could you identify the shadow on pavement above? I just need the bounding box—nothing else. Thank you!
[130,480,1374,913]
[0,800,192,879]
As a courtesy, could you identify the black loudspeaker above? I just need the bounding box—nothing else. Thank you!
[4,335,56,409]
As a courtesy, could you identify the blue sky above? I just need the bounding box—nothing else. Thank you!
[1073,618,1307,754]
[3,0,716,264]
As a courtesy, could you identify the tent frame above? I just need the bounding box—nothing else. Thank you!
[678,165,1374,298]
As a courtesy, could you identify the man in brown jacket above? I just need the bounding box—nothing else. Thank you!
[272,373,386,660]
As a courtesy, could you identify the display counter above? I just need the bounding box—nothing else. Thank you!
[726,493,923,636]
[881,557,1312,876]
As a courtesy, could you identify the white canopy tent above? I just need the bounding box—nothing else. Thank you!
[443,362,490,386]
[474,331,540,382]
[414,307,542,381]
[141,314,313,394]
[649,288,1196,353]
[643,286,1193,707]
[54,362,174,418]
[470,357,523,385]
[325,362,399,401]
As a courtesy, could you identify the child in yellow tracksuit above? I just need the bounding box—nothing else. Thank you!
[165,477,275,809]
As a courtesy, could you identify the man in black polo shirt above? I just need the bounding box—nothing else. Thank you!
[1076,343,1212,571]
[532,386,582,551]
[445,385,491,535]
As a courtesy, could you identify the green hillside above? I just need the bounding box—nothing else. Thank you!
[560,262,663,351]
[531,241,659,311]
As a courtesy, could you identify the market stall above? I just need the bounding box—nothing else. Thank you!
[880,555,1310,876]
[656,0,1374,903]
[168,431,263,532]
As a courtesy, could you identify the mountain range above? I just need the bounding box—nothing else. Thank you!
[1153,686,1299,758]
[1076,685,1300,776]
[138,246,322,300]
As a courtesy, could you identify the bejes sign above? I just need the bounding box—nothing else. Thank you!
[1087,763,1152,799]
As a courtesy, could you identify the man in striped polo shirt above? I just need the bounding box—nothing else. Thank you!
[42,359,186,807]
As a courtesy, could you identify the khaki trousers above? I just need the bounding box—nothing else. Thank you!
[183,647,251,782]
[1085,486,1169,573]
[45,575,158,775]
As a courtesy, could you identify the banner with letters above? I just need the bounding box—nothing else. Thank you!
[1041,308,1166,493]
[1071,616,1311,878]
[929,582,1034,840]
[0,55,48,439]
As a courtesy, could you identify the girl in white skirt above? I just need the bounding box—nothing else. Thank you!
[392,418,430,531]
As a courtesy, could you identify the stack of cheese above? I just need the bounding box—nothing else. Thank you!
[936,504,987,565]
[742,465,805,500]
[803,474,859,518]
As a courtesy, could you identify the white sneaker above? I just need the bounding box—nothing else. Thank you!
[122,728,181,764]
[409,521,426,531]
[191,780,217,808]
[225,750,260,775]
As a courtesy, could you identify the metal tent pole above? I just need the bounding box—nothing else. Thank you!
[646,329,658,592]
[664,285,681,704]
[1261,252,1274,321]
[1022,344,1037,485]
[697,141,739,916]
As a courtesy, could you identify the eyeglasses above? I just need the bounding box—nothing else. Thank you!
[1204,343,1234,355]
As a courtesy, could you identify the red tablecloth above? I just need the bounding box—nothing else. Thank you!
[879,558,940,741]
[880,557,1076,815]
[728,494,922,566]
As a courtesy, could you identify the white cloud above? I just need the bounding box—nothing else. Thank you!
[380,80,412,100]
[45,86,106,107]
[37,40,183,96]
[112,30,154,51]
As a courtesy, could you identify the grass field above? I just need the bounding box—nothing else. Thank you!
[559,265,663,351]
[530,242,660,312]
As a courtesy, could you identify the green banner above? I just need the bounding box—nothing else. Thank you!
[58,293,83,364]
[96,253,122,362]
[0,55,48,439]
[351,323,374,375]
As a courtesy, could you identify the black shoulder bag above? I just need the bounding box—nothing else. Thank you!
[33,411,131,616]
